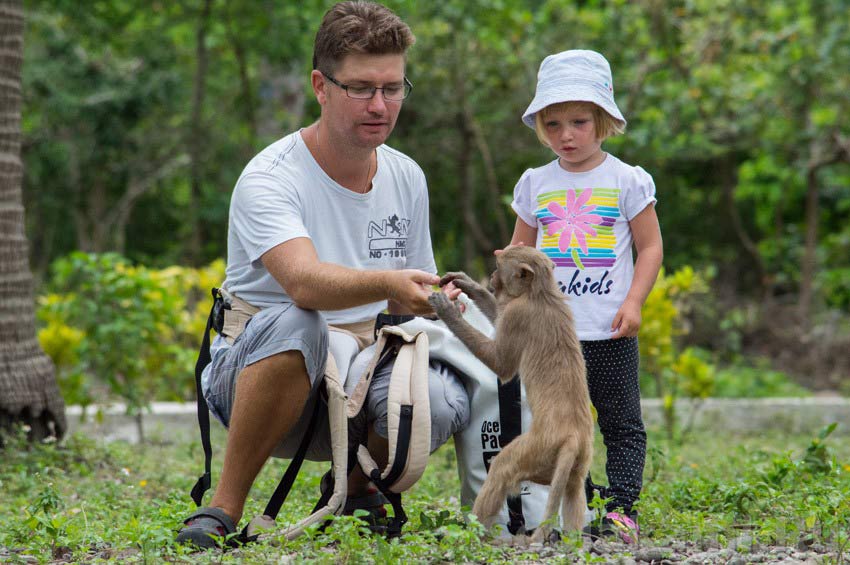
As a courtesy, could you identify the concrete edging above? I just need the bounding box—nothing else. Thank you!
[64,398,850,444]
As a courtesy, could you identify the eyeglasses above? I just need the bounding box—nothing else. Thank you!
[323,73,413,101]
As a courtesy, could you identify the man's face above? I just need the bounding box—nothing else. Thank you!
[316,53,406,151]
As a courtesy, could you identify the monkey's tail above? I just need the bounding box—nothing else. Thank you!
[542,443,577,531]
[561,443,592,532]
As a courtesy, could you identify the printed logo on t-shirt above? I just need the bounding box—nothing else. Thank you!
[368,214,409,259]
[535,187,620,297]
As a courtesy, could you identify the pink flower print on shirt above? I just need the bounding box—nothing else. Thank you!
[545,188,603,254]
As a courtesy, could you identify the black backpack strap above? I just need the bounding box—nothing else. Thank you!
[190,287,223,506]
[498,376,526,535]
[261,392,323,520]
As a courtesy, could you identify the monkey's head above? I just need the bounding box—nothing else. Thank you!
[491,245,556,299]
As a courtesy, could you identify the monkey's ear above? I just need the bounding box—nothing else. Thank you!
[517,263,534,279]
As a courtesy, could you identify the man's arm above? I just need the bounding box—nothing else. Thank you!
[262,237,439,315]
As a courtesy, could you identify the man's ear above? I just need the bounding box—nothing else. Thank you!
[311,70,327,105]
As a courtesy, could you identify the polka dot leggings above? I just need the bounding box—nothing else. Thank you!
[581,336,646,514]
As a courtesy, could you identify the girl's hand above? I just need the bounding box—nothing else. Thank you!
[611,298,642,339]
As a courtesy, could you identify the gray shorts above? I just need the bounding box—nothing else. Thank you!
[202,303,469,461]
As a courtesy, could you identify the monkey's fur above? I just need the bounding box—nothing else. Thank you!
[429,246,593,542]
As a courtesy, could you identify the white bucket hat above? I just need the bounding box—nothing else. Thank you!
[522,49,625,129]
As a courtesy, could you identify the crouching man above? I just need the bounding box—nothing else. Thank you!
[176,1,469,548]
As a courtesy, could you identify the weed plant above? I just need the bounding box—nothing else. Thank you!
[1,424,847,563]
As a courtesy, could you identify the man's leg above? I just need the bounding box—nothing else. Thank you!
[346,427,389,498]
[209,350,311,523]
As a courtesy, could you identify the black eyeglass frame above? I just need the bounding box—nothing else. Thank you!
[322,73,413,101]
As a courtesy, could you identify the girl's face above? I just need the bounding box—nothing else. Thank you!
[542,106,605,173]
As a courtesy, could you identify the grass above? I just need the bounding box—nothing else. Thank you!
[1,422,849,563]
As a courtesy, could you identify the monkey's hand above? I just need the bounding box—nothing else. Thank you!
[440,271,498,324]
[439,272,484,295]
[428,291,463,323]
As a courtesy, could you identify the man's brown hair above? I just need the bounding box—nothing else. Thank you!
[313,1,415,75]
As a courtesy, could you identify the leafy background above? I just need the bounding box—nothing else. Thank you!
[20,0,850,413]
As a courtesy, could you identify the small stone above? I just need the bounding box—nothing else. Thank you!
[636,547,668,562]
[727,558,746,565]
[618,558,638,565]
[728,534,754,551]
[796,536,814,552]
[809,543,827,554]
[700,539,721,550]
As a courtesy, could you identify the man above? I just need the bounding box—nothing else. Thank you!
[176,1,469,547]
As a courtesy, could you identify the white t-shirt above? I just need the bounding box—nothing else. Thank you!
[511,154,657,340]
[223,130,437,325]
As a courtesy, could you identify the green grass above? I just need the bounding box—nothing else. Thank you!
[1,422,849,563]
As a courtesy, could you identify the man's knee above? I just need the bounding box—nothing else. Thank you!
[248,350,309,381]
[367,360,469,452]
[245,304,328,380]
[426,361,470,451]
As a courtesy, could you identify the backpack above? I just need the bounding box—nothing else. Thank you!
[190,290,432,542]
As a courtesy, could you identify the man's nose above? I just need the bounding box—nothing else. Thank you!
[366,91,388,113]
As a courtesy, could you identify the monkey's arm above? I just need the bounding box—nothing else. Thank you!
[429,293,517,381]
[439,272,498,323]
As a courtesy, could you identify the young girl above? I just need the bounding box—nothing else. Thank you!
[510,50,663,543]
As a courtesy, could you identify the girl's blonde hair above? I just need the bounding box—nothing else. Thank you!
[533,101,626,147]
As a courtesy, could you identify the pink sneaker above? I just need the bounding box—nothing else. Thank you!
[605,511,639,544]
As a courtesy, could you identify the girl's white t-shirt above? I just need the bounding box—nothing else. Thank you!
[511,154,657,340]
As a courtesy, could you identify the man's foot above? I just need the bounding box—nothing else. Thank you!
[583,511,639,544]
[175,507,238,550]
[321,471,389,529]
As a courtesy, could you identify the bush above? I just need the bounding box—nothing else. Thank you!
[37,252,225,415]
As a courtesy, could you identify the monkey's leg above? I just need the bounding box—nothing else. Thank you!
[472,434,537,528]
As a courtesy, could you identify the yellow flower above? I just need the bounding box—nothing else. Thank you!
[139,480,148,487]
[689,463,699,469]
[843,464,850,472]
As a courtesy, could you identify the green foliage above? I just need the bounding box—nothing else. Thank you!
[639,267,716,439]
[19,0,850,389]
[37,252,225,413]
[713,360,811,398]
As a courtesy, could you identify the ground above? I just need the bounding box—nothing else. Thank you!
[0,422,848,563]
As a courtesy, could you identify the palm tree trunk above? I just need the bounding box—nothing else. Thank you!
[0,0,66,442]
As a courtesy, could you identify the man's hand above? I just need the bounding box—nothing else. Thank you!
[385,269,440,316]
[611,297,643,339]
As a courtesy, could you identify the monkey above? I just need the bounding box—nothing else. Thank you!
[428,246,593,543]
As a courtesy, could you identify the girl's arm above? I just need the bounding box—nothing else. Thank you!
[510,217,538,247]
[611,205,663,338]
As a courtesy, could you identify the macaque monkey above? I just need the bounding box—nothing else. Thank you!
[428,246,593,542]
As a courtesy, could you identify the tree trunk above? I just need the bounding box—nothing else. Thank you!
[719,155,772,305]
[0,0,66,443]
[186,0,213,265]
[798,165,818,327]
